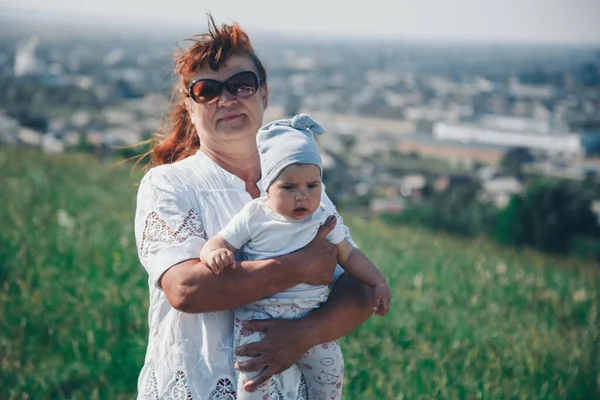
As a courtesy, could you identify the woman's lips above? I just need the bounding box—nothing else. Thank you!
[219,114,244,123]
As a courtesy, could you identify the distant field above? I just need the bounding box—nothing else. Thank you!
[1,147,599,399]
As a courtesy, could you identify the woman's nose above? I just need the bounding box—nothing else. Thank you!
[217,90,238,107]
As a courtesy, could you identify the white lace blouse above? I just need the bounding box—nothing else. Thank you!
[134,149,352,400]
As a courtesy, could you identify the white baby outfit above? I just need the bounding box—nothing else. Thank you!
[220,198,347,400]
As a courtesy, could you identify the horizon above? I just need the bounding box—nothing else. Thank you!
[2,0,600,46]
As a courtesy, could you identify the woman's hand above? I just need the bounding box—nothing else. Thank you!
[289,215,339,286]
[234,319,313,392]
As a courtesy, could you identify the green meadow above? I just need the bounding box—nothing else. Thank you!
[1,147,599,399]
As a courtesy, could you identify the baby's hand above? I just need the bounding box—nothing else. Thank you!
[373,283,391,316]
[206,249,235,274]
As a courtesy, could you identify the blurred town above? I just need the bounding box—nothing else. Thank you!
[1,19,600,224]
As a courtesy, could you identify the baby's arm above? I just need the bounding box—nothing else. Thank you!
[200,235,238,275]
[335,239,391,316]
[202,202,253,275]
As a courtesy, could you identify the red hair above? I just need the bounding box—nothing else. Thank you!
[149,14,267,166]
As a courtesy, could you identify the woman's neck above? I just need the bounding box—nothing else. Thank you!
[201,145,261,193]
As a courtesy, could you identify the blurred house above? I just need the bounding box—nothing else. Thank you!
[400,174,427,200]
[434,174,474,192]
[14,36,39,77]
[17,128,42,147]
[102,127,142,147]
[434,122,600,159]
[526,159,600,180]
[369,196,405,215]
[398,134,508,166]
[0,112,20,145]
[479,114,552,133]
[591,200,600,226]
[509,77,555,100]
[41,134,64,154]
[476,165,499,181]
[479,177,524,208]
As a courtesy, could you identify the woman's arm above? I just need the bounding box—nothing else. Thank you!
[160,216,340,313]
[235,273,374,392]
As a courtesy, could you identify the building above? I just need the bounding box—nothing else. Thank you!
[398,134,508,166]
[0,112,20,145]
[14,36,39,77]
[433,122,600,159]
[479,177,524,208]
[433,174,475,192]
[369,197,405,215]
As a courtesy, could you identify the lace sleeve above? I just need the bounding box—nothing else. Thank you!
[135,168,207,288]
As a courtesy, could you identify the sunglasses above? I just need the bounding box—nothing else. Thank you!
[188,71,261,104]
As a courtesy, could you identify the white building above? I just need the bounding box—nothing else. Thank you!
[480,177,524,208]
[479,114,552,134]
[433,122,590,158]
[509,77,555,100]
[0,112,20,145]
[14,36,39,77]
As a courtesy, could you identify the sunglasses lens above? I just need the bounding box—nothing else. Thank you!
[189,72,259,104]
[225,71,258,98]
[190,80,222,103]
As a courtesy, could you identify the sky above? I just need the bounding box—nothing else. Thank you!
[2,0,600,44]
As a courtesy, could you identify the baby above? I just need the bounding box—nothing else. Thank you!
[200,114,391,400]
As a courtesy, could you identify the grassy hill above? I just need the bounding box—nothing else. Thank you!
[1,147,599,399]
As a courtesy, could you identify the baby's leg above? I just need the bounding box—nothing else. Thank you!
[233,305,276,400]
[296,341,344,400]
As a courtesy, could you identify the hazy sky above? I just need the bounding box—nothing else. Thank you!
[2,0,600,44]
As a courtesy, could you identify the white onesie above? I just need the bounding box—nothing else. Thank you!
[220,197,346,400]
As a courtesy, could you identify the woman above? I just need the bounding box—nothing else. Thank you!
[134,15,373,399]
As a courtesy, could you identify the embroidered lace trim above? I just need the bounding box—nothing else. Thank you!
[162,371,193,400]
[144,369,159,400]
[207,377,236,400]
[144,370,305,399]
[140,209,206,257]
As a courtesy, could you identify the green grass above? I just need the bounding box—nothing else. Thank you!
[1,147,599,399]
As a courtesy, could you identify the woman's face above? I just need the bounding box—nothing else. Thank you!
[186,54,268,149]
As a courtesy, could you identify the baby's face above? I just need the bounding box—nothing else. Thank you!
[267,164,322,220]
